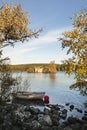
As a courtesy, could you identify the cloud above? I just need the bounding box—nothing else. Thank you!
[28,26,72,46]
[3,26,72,64]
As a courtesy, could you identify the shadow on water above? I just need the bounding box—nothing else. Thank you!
[70,81,87,108]
[70,81,87,96]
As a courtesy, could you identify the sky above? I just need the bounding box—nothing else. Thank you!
[1,0,87,64]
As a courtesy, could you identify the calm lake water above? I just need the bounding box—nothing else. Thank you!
[12,71,87,110]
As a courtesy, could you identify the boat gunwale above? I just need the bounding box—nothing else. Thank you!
[12,91,45,100]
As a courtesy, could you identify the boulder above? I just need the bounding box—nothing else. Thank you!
[64,126,73,130]
[62,109,67,114]
[31,120,41,130]
[82,124,87,130]
[51,114,60,125]
[60,113,67,120]
[70,105,74,110]
[67,117,79,124]
[0,112,4,124]
[12,126,21,130]
[44,107,51,115]
[28,107,40,114]
[75,108,82,113]
[66,103,70,106]
[70,123,81,130]
[2,120,12,130]
[38,115,52,126]
[82,116,87,121]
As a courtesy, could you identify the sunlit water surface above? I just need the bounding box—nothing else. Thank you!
[12,72,87,110]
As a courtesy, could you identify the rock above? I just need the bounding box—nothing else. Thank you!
[75,108,83,113]
[23,120,41,130]
[0,105,2,112]
[66,103,70,106]
[51,114,60,125]
[52,104,60,110]
[22,122,31,130]
[41,125,51,130]
[44,107,51,115]
[84,111,87,113]
[2,120,12,130]
[82,116,87,121]
[4,113,12,121]
[60,109,67,119]
[60,113,67,120]
[11,112,23,126]
[84,113,87,116]
[67,117,79,124]
[38,115,52,126]
[24,105,30,111]
[52,126,61,130]
[70,123,81,130]
[58,124,67,130]
[84,111,87,116]
[23,111,31,120]
[70,105,74,110]
[3,104,16,113]
[64,126,73,130]
[53,104,60,110]
[0,125,2,130]
[82,124,87,130]
[12,126,21,130]
[31,120,41,130]
[0,113,4,124]
[13,110,31,124]
[62,109,67,114]
[81,120,87,125]
[29,107,40,114]
[1,103,87,130]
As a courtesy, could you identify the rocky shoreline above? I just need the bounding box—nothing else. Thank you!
[0,103,87,130]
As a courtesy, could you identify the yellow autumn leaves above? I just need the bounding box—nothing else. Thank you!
[60,10,87,81]
[0,4,29,43]
[64,28,81,39]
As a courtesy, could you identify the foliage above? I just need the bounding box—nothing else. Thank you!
[6,63,59,73]
[70,81,87,96]
[0,4,41,47]
[60,10,87,82]
[49,61,57,73]
[0,3,41,102]
[0,57,17,101]
[43,66,49,73]
[27,67,35,73]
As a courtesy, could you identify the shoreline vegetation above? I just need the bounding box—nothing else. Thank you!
[3,63,68,73]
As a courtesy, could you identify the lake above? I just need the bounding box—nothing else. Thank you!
[12,71,87,110]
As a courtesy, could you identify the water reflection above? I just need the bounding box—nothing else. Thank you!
[70,81,87,96]
[49,73,56,80]
[69,81,87,108]
[12,72,87,109]
[49,73,56,85]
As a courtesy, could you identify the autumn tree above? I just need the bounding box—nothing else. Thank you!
[49,61,57,73]
[0,4,41,47]
[0,4,41,102]
[60,10,87,82]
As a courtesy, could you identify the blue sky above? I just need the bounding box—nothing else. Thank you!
[2,0,87,64]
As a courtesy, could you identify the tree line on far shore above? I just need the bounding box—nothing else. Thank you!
[1,62,77,73]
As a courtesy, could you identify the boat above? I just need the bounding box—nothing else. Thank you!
[12,91,45,100]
